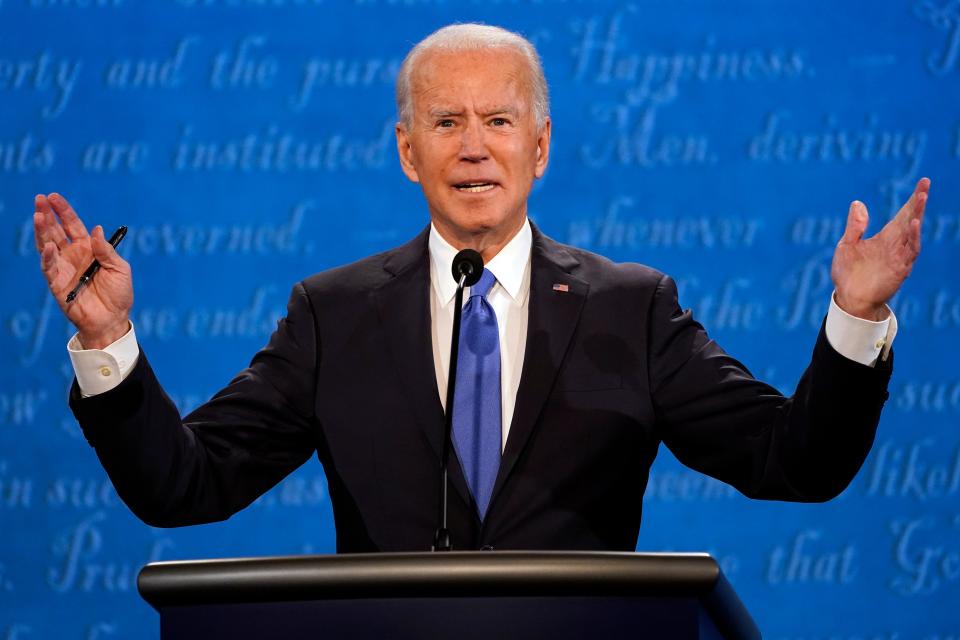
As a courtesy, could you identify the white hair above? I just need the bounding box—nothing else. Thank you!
[396,23,550,131]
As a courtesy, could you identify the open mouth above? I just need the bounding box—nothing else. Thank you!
[453,182,497,193]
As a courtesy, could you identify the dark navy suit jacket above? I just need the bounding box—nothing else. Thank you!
[70,224,893,552]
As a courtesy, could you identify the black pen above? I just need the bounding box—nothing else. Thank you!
[65,225,128,303]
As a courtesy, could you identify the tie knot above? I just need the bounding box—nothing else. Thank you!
[470,268,497,299]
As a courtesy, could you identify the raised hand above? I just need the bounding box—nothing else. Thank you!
[831,177,930,320]
[34,193,133,349]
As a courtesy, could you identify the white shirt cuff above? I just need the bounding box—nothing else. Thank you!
[824,293,897,367]
[68,322,140,397]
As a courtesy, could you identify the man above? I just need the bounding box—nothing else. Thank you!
[34,25,929,552]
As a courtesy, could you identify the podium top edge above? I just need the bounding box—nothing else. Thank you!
[145,550,714,570]
[138,551,722,604]
[138,552,759,640]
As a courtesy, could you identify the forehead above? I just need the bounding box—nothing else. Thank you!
[410,48,532,113]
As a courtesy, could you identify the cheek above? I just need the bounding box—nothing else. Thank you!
[503,140,540,174]
[420,158,457,186]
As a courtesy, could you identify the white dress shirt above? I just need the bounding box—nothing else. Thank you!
[69,217,898,454]
[429,220,532,452]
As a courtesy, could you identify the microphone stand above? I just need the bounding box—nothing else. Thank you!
[433,271,467,552]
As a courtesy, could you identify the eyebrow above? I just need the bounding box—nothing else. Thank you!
[426,106,521,119]
[428,108,463,118]
[481,106,520,117]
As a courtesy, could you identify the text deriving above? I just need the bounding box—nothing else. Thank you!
[748,112,926,177]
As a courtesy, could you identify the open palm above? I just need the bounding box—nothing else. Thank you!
[831,178,930,320]
[34,193,133,349]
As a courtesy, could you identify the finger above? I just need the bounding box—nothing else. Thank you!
[911,189,928,228]
[895,177,931,227]
[888,215,923,268]
[33,195,68,251]
[840,201,868,244]
[896,190,928,248]
[907,179,930,222]
[33,209,47,253]
[907,216,922,260]
[40,241,61,286]
[90,225,125,270]
[47,192,89,242]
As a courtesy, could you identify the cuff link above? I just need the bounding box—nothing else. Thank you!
[99,366,112,377]
[875,339,885,350]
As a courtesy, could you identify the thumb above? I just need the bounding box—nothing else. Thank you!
[90,225,123,268]
[840,201,868,244]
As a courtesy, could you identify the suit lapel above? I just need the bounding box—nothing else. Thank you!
[372,227,474,512]
[489,226,588,509]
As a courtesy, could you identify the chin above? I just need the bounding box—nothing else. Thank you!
[458,216,512,237]
[431,197,524,239]
[455,207,520,233]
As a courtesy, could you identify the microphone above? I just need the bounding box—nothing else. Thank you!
[451,249,483,288]
[433,248,484,551]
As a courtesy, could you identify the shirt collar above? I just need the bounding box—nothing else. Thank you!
[429,218,532,307]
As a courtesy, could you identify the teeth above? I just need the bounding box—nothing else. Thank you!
[456,183,495,193]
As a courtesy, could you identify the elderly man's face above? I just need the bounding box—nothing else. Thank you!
[396,48,551,246]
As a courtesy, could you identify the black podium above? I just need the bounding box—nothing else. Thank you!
[138,552,760,639]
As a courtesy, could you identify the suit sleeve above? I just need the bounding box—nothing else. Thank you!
[648,274,893,502]
[69,283,319,527]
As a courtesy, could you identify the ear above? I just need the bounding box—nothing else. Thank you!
[395,123,421,184]
[533,117,552,179]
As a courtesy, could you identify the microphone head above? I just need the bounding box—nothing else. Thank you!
[451,249,484,287]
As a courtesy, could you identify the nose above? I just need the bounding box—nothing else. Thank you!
[458,120,489,163]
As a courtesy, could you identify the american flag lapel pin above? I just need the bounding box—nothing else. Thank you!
[552,283,570,293]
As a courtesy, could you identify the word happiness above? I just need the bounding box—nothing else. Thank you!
[571,14,810,102]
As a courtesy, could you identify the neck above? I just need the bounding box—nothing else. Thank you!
[431,216,527,264]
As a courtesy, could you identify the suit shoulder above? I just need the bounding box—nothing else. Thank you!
[544,234,668,292]
[297,228,427,299]
[299,251,390,296]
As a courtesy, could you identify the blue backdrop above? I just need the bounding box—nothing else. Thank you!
[2,1,958,638]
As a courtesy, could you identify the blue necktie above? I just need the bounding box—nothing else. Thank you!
[452,268,502,520]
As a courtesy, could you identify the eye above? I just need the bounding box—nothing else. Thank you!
[437,119,455,128]
[491,117,510,126]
